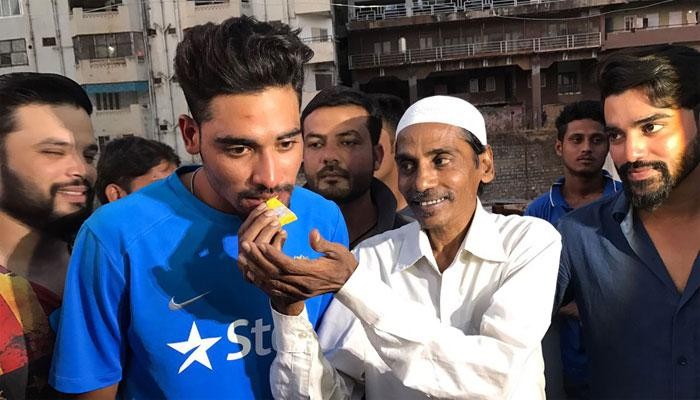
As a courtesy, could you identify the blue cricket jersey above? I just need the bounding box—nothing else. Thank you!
[50,166,349,399]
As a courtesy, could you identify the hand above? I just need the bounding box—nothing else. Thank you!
[237,202,287,248]
[238,229,358,315]
[558,301,580,319]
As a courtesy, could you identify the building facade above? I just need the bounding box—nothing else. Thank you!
[0,0,338,162]
[344,0,700,130]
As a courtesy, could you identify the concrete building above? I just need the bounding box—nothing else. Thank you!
[340,0,700,201]
[344,0,700,130]
[0,0,338,161]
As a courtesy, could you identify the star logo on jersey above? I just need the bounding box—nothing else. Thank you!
[167,322,222,373]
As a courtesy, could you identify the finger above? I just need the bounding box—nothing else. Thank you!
[253,219,282,246]
[245,241,284,277]
[237,202,269,235]
[258,243,307,275]
[271,230,287,251]
[308,229,346,257]
[239,211,279,243]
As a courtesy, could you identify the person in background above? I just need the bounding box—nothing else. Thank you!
[370,93,410,213]
[0,72,97,399]
[302,86,410,248]
[525,100,619,398]
[95,136,180,204]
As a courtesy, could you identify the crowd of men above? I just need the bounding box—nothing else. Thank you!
[0,15,698,400]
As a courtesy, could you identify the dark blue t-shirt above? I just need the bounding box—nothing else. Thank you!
[50,167,349,399]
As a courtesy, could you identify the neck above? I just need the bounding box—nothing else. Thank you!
[426,201,476,272]
[339,191,377,246]
[562,169,605,196]
[639,164,700,221]
[0,211,70,292]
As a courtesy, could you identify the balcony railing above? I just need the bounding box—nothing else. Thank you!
[350,0,570,21]
[349,32,601,69]
[301,35,334,43]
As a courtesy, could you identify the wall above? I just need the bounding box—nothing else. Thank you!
[481,130,563,203]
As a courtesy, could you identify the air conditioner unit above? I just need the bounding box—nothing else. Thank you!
[153,77,162,84]
[147,28,157,36]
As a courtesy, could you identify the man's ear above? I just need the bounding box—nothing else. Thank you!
[105,183,127,203]
[479,145,495,184]
[179,114,201,155]
[372,143,384,172]
[555,139,563,157]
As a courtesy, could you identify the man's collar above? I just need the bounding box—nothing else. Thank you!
[611,191,630,223]
[393,199,508,274]
[550,170,620,208]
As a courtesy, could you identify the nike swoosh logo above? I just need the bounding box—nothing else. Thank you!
[168,291,212,311]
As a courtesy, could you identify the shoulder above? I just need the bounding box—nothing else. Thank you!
[289,186,343,223]
[557,191,621,235]
[524,191,553,218]
[492,212,561,252]
[82,179,180,246]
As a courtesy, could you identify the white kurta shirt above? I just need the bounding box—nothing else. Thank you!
[270,201,561,399]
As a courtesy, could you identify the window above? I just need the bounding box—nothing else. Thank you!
[645,13,659,28]
[419,36,433,49]
[374,41,391,54]
[0,38,28,67]
[688,10,698,24]
[0,0,20,17]
[527,72,547,88]
[95,92,121,110]
[42,37,57,47]
[669,11,682,26]
[558,72,579,94]
[73,32,145,61]
[315,73,333,91]
[311,27,329,41]
[485,76,496,92]
[469,78,479,93]
[68,0,123,12]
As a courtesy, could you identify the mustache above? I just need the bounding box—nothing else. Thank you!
[50,178,94,194]
[317,165,350,179]
[618,160,668,177]
[407,189,454,203]
[238,184,294,200]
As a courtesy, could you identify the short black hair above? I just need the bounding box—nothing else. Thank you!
[0,72,92,152]
[174,16,312,124]
[370,93,406,146]
[95,136,180,204]
[458,128,488,196]
[598,45,700,117]
[301,86,382,145]
[555,100,605,141]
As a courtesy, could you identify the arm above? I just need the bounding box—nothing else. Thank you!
[270,301,362,400]
[50,226,126,395]
[334,225,561,399]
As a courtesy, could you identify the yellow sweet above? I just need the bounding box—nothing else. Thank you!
[265,197,298,226]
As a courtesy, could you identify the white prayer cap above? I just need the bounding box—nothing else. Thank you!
[396,95,487,145]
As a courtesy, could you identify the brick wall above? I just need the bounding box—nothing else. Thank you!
[481,130,563,204]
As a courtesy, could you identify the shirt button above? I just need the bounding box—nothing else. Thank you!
[298,332,308,339]
[677,356,688,366]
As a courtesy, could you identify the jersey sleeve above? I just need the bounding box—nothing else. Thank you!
[49,224,128,394]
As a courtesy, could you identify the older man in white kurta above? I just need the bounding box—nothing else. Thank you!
[238,96,561,399]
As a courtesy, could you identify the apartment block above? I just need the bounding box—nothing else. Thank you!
[344,0,700,130]
[0,0,338,162]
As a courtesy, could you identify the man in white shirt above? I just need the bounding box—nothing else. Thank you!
[238,96,561,399]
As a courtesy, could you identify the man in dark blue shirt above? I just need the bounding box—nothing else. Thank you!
[526,100,619,399]
[556,45,700,399]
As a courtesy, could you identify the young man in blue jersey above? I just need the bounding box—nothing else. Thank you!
[50,16,348,399]
[524,100,620,399]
